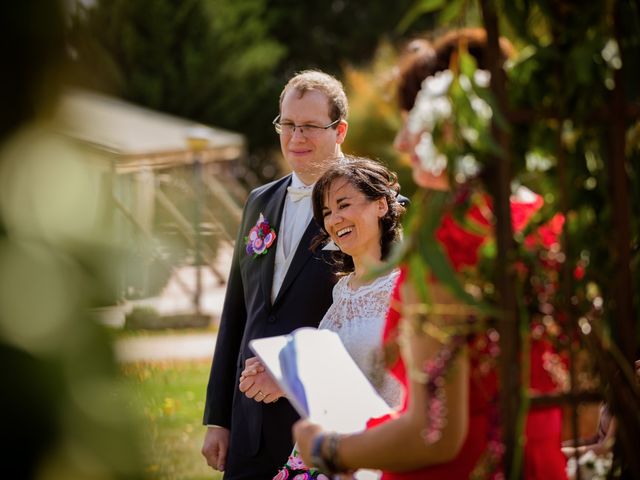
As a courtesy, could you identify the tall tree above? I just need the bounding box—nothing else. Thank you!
[68,0,435,184]
[68,0,285,147]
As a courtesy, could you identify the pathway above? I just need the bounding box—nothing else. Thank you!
[114,246,231,363]
[115,332,217,362]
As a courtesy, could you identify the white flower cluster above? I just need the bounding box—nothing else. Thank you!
[414,132,448,176]
[407,69,492,179]
[566,451,613,480]
[407,70,454,136]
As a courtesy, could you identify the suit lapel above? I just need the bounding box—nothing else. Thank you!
[260,177,291,306]
[273,219,320,306]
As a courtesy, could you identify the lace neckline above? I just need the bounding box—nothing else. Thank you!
[342,269,399,295]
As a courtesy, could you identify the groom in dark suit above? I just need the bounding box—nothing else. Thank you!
[202,70,349,479]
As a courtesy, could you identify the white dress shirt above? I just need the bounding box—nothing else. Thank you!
[271,172,314,303]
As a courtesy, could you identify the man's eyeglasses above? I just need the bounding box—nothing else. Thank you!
[272,115,341,138]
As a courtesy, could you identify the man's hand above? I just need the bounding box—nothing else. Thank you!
[201,426,229,471]
[238,356,284,403]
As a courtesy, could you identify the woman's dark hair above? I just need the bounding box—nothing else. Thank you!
[396,27,516,111]
[311,155,405,274]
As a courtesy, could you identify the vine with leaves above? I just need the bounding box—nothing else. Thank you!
[392,0,640,478]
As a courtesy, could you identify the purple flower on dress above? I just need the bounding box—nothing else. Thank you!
[245,213,276,258]
[286,453,307,470]
[292,474,311,480]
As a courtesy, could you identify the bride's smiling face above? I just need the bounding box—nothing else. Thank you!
[322,177,388,260]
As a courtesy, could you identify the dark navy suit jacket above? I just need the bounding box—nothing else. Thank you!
[203,174,336,478]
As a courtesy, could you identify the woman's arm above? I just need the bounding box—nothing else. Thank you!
[294,284,470,472]
[342,337,468,471]
[562,417,617,457]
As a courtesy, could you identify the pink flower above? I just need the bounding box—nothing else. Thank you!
[264,231,275,248]
[245,213,277,257]
[272,468,289,480]
[286,454,306,470]
[253,238,265,254]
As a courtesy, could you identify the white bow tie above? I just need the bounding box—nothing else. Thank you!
[287,185,312,202]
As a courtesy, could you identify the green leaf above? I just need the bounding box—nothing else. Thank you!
[473,85,509,131]
[409,252,431,304]
[422,190,451,232]
[420,238,483,309]
[438,0,466,25]
[460,51,478,78]
[396,0,446,33]
[479,239,497,260]
[404,189,496,316]
[477,129,506,158]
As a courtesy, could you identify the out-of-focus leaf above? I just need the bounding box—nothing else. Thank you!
[477,129,506,158]
[409,252,431,304]
[474,85,509,131]
[397,0,445,33]
[419,237,495,314]
[460,50,478,78]
[438,0,466,25]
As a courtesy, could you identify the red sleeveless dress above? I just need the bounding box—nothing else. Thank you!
[371,191,568,480]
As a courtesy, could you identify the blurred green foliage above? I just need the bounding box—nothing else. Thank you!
[0,1,148,478]
[67,0,436,185]
[397,0,640,476]
[69,0,285,154]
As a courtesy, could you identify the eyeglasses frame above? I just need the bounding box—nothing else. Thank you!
[272,115,341,136]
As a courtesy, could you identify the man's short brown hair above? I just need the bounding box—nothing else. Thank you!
[279,70,348,122]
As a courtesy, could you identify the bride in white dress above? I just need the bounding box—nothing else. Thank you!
[239,156,406,479]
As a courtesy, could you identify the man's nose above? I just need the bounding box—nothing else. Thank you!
[290,126,306,140]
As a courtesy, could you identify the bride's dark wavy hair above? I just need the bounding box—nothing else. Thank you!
[311,156,405,275]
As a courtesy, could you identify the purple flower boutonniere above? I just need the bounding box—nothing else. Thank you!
[245,213,277,257]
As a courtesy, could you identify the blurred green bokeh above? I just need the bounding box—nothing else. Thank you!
[1,1,146,478]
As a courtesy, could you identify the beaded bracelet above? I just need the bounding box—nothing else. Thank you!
[310,432,344,475]
[310,433,334,475]
[325,432,341,472]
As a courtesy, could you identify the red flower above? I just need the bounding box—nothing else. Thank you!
[511,194,543,232]
[524,213,564,250]
[436,214,487,271]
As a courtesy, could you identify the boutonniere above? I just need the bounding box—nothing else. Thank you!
[245,213,277,257]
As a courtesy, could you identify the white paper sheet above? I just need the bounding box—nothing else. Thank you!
[249,327,392,434]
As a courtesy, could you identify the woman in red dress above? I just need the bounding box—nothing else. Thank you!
[293,28,568,479]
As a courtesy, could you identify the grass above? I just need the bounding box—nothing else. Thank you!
[122,360,223,480]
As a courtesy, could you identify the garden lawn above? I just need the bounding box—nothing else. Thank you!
[123,360,222,480]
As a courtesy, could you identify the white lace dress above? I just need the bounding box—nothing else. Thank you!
[318,269,402,407]
[273,269,403,480]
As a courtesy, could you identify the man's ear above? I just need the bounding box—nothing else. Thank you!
[336,120,348,144]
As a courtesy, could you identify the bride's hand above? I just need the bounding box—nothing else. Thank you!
[238,358,283,403]
[239,356,265,383]
[292,419,324,465]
